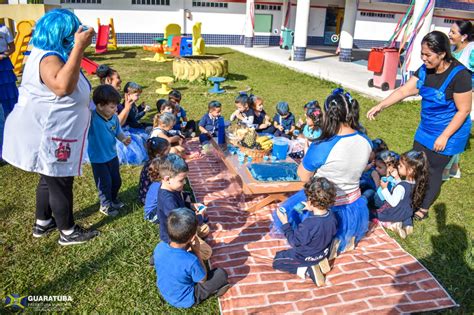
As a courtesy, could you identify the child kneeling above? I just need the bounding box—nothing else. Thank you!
[273,177,338,284]
[154,208,230,308]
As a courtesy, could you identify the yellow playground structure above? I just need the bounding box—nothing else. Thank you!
[9,20,35,76]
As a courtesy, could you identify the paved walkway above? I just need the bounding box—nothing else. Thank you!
[228,45,419,102]
[185,140,456,315]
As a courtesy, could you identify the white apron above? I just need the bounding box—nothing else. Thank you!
[3,48,91,177]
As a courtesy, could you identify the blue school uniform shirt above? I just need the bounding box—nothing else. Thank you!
[88,110,123,163]
[154,242,206,308]
[302,125,321,141]
[281,211,338,262]
[273,113,295,130]
[173,106,187,130]
[157,188,186,243]
[144,182,161,223]
[199,113,219,135]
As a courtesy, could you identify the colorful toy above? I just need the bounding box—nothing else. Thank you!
[95,18,117,54]
[80,57,99,75]
[10,20,35,75]
[192,22,205,55]
[155,76,174,94]
[180,37,193,56]
[142,41,170,62]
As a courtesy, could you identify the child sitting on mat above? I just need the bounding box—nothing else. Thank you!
[156,154,212,259]
[198,101,222,152]
[273,177,338,284]
[153,207,229,308]
[250,96,275,134]
[273,101,295,138]
[230,93,255,128]
[138,137,170,204]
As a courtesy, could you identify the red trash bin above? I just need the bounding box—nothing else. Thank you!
[367,47,399,91]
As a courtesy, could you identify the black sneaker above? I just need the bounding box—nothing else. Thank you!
[32,218,57,238]
[215,284,230,297]
[58,225,99,246]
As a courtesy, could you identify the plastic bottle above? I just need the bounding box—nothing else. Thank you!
[217,116,226,145]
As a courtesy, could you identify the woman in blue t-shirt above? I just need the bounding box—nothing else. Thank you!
[274,89,372,254]
[367,31,471,221]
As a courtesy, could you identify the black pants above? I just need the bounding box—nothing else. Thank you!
[36,174,74,230]
[413,141,452,209]
[91,157,121,207]
[193,268,228,305]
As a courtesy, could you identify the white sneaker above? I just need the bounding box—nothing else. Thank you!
[100,205,119,217]
[449,169,461,179]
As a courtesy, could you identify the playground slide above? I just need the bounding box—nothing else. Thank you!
[95,25,110,54]
[81,57,99,75]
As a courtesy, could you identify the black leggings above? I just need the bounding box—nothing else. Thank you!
[193,268,228,305]
[413,141,452,210]
[36,175,75,230]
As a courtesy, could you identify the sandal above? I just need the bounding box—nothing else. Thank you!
[414,209,429,221]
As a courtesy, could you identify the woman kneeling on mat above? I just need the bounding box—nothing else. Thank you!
[273,89,372,254]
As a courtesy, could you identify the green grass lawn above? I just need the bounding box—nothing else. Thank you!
[1,47,472,313]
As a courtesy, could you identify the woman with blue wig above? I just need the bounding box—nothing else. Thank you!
[3,9,99,245]
[273,89,372,254]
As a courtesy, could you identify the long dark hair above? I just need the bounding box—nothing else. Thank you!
[320,89,362,140]
[454,20,473,42]
[421,31,453,62]
[400,150,428,210]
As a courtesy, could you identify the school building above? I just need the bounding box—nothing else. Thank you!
[3,0,474,61]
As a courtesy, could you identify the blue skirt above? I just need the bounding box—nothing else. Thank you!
[273,189,369,253]
[83,127,148,165]
[0,57,18,116]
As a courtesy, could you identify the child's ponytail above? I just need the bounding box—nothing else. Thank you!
[401,150,429,210]
[306,104,323,128]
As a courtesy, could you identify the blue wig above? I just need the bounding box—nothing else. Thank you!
[32,9,81,61]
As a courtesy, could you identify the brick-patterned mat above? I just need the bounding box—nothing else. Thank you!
[185,141,457,314]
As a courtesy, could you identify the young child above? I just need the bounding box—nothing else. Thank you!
[157,154,212,259]
[153,207,229,308]
[251,96,275,134]
[122,82,152,129]
[168,89,196,138]
[273,177,338,284]
[159,100,176,115]
[88,85,131,216]
[138,137,170,204]
[198,101,222,147]
[230,93,255,128]
[156,98,167,113]
[144,157,163,223]
[360,138,388,194]
[301,104,323,142]
[151,113,185,156]
[373,150,428,238]
[296,100,319,129]
[273,101,295,138]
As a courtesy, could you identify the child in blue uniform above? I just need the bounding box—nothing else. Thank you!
[154,208,229,308]
[230,93,255,127]
[373,150,428,238]
[168,90,196,138]
[88,85,131,216]
[198,101,222,146]
[251,96,275,134]
[273,101,295,138]
[156,154,212,259]
[138,137,170,204]
[273,177,338,284]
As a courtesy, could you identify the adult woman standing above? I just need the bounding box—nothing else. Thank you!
[367,31,472,220]
[442,21,473,180]
[275,90,372,254]
[3,9,99,245]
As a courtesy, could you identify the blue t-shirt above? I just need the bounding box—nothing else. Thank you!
[157,188,186,243]
[173,106,187,130]
[154,242,206,308]
[273,113,295,130]
[198,113,219,135]
[88,110,123,163]
[144,182,161,222]
[302,125,321,141]
[302,132,372,196]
